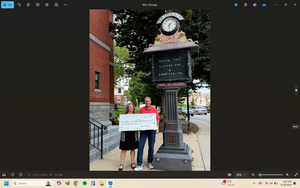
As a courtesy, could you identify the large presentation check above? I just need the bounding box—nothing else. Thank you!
[119,113,157,131]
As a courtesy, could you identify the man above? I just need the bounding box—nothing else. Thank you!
[134,97,160,171]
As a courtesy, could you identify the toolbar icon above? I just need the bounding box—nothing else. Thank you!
[74,181,78,187]
[221,180,227,185]
[17,2,21,7]
[4,181,9,186]
[45,3,49,7]
[100,181,104,187]
[26,3,30,7]
[234,3,238,6]
[262,3,267,6]
[54,3,59,7]
[244,3,248,7]
[36,3,40,7]
[253,3,257,7]
[108,180,114,188]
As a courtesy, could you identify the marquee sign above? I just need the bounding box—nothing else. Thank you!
[152,49,192,82]
[156,12,184,24]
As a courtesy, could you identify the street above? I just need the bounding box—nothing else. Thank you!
[189,112,210,123]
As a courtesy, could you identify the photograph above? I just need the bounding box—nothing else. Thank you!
[89,9,211,171]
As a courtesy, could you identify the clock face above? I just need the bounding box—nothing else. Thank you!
[161,17,178,35]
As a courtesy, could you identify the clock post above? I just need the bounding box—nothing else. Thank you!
[144,12,199,171]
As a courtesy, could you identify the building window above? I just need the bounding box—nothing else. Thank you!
[95,72,100,89]
[117,96,121,103]
[118,88,121,94]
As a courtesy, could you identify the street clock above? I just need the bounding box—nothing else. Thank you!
[161,17,180,36]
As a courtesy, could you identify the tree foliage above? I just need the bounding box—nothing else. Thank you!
[128,71,163,107]
[124,90,131,101]
[113,42,133,85]
[131,92,137,107]
[191,97,195,106]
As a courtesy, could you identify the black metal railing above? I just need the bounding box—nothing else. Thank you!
[89,117,108,159]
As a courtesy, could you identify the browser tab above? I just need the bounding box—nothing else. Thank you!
[1,1,14,9]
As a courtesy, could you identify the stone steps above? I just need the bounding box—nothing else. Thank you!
[89,125,119,139]
[90,130,120,149]
[90,125,120,163]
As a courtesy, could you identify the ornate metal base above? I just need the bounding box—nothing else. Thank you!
[152,143,193,171]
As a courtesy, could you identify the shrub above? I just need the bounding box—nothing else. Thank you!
[111,115,119,125]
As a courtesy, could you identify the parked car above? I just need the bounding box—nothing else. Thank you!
[191,106,207,115]
[203,106,210,113]
[178,107,194,116]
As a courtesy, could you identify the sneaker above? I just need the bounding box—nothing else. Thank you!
[148,163,154,169]
[134,166,143,171]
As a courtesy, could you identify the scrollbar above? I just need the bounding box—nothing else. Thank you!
[261,174,284,177]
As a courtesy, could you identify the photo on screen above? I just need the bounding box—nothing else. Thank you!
[89,9,211,171]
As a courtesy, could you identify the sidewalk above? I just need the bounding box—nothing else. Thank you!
[190,119,211,171]
[90,124,208,171]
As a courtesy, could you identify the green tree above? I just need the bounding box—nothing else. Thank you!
[128,71,148,105]
[131,92,137,107]
[129,71,163,107]
[191,97,195,106]
[114,42,133,85]
[124,90,131,101]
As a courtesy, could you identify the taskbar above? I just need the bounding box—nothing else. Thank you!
[0,178,299,187]
[0,171,299,178]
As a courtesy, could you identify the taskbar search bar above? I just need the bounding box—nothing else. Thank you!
[12,181,54,186]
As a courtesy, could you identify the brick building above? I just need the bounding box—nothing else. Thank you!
[114,85,127,105]
[89,10,114,126]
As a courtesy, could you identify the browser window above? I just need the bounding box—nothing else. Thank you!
[0,0,299,187]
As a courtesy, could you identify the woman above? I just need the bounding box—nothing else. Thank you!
[118,103,139,171]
